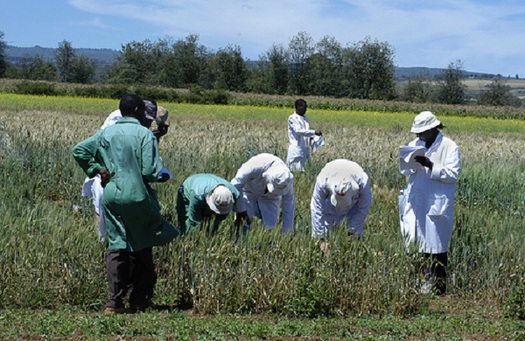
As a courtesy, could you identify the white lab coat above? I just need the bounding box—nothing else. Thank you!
[231,153,295,234]
[81,109,122,242]
[311,159,372,238]
[399,132,461,253]
[286,112,317,172]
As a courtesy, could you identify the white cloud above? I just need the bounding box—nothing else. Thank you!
[67,0,525,74]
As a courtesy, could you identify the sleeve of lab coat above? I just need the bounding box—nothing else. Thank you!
[72,132,104,178]
[430,144,461,184]
[310,181,328,238]
[141,132,163,183]
[289,115,316,137]
[346,177,372,237]
[185,195,204,229]
[231,163,261,212]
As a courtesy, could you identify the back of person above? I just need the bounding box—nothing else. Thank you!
[100,120,153,206]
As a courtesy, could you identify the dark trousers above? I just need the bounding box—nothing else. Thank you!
[176,185,188,235]
[422,252,448,295]
[106,248,157,309]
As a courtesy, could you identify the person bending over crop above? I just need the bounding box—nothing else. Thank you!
[176,173,239,235]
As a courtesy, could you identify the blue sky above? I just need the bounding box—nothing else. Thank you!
[2,0,525,76]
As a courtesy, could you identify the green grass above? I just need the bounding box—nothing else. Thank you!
[1,300,523,340]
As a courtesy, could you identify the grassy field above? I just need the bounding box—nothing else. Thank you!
[0,94,524,339]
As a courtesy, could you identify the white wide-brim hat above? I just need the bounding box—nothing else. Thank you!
[329,178,359,209]
[206,185,234,215]
[265,165,293,196]
[411,111,441,133]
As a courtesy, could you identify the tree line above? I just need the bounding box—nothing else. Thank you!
[0,31,521,107]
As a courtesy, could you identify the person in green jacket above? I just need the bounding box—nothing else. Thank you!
[72,94,180,314]
[176,173,240,235]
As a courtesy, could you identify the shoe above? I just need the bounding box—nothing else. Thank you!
[129,300,153,313]
[104,306,128,315]
[420,279,434,294]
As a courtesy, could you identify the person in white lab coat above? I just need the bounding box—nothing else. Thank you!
[399,111,461,295]
[286,99,322,172]
[311,159,372,243]
[231,153,295,235]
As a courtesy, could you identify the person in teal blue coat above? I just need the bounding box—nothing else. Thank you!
[72,94,179,314]
[176,173,240,235]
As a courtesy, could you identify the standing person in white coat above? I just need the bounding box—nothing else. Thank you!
[399,111,461,295]
[286,99,322,172]
[231,153,295,235]
[311,159,372,248]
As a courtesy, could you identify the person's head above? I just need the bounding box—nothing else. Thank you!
[119,94,145,123]
[411,111,443,143]
[142,98,158,129]
[206,185,234,215]
[328,177,359,209]
[264,165,294,196]
[294,99,307,116]
[155,106,169,127]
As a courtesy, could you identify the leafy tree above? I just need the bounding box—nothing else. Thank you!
[304,53,335,96]
[203,45,247,91]
[305,36,343,97]
[435,61,465,104]
[0,31,7,78]
[70,55,96,84]
[478,78,522,107]
[105,39,158,84]
[287,31,314,95]
[402,71,433,103]
[19,55,57,81]
[248,44,289,94]
[55,40,76,82]
[159,34,207,88]
[343,37,396,100]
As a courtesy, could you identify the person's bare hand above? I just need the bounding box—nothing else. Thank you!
[235,211,249,227]
[319,239,330,256]
[414,156,433,169]
[98,168,110,187]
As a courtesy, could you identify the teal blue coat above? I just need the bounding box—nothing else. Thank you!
[177,173,239,234]
[72,117,179,251]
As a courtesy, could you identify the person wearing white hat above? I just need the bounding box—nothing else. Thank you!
[311,159,372,242]
[399,111,461,295]
[231,153,296,235]
[286,99,323,172]
[176,173,240,235]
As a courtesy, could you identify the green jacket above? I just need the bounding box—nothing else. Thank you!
[72,117,179,251]
[177,173,240,234]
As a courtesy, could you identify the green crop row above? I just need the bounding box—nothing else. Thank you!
[0,96,523,320]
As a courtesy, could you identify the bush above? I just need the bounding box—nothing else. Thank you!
[15,81,57,96]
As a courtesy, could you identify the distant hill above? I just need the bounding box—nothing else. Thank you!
[5,45,501,80]
[5,45,118,67]
[394,66,500,80]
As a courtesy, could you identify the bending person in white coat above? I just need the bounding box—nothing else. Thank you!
[286,99,322,172]
[399,111,461,295]
[311,159,372,241]
[231,153,295,235]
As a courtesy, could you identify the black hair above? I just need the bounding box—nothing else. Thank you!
[119,94,144,117]
[295,99,307,109]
